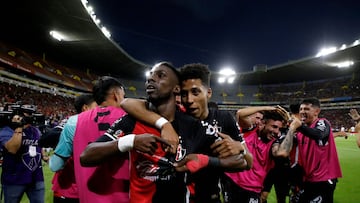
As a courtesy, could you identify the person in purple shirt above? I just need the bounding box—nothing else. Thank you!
[0,106,45,203]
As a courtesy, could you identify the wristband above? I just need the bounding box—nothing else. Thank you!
[155,117,169,129]
[117,134,135,152]
[208,156,221,167]
[186,154,209,173]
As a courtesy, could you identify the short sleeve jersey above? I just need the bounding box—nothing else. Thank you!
[97,110,219,203]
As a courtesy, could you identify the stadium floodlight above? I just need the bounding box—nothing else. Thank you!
[339,44,347,50]
[81,0,88,5]
[218,67,236,84]
[145,70,150,77]
[218,77,226,83]
[101,26,111,38]
[81,1,112,39]
[49,30,65,41]
[316,47,337,57]
[353,40,360,46]
[330,60,354,68]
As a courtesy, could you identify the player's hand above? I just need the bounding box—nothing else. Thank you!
[348,109,360,121]
[160,122,179,154]
[210,132,244,158]
[134,134,171,155]
[275,105,290,121]
[288,116,302,131]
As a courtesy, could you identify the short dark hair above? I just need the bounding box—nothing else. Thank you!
[289,101,301,114]
[92,76,124,104]
[155,61,180,83]
[301,97,321,108]
[263,110,286,122]
[180,63,211,87]
[74,93,94,114]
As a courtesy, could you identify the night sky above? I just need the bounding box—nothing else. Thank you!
[89,0,360,72]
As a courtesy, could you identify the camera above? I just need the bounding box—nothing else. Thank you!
[0,102,45,128]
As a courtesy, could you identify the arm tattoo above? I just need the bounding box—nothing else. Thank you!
[274,129,295,157]
[280,129,295,153]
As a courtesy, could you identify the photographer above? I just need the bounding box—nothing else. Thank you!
[0,106,45,203]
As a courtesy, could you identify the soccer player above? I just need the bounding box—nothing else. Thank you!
[49,76,129,203]
[296,97,342,202]
[120,63,252,202]
[80,62,245,203]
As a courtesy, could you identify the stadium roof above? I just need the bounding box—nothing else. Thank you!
[1,0,360,85]
[0,0,149,80]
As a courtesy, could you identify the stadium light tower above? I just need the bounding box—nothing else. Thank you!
[217,67,236,84]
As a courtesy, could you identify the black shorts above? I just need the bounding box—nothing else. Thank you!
[299,179,337,203]
[221,175,260,203]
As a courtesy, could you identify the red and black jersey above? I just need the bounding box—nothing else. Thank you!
[97,110,220,203]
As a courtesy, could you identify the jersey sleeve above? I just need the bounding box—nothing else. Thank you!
[96,114,136,142]
[219,110,244,142]
[53,115,78,158]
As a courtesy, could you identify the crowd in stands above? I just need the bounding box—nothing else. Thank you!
[1,79,359,131]
[0,82,75,127]
[0,57,359,203]
[257,76,360,102]
[0,41,97,92]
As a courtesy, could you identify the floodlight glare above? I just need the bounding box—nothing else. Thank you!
[145,70,150,77]
[218,77,226,83]
[219,68,236,76]
[331,60,354,68]
[49,30,65,41]
[316,47,337,57]
[218,67,236,84]
[101,26,111,38]
[353,40,360,46]
[228,76,235,83]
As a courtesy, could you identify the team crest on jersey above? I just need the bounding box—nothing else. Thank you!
[175,144,186,161]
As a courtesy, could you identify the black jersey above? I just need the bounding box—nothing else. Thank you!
[191,109,244,203]
[96,110,220,203]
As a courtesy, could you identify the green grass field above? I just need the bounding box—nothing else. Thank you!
[3,135,360,203]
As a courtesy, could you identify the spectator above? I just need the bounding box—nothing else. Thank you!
[49,76,129,203]
[348,108,360,148]
[0,105,45,203]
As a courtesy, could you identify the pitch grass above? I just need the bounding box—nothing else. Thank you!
[3,135,359,203]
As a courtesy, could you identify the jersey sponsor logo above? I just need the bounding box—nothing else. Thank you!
[201,120,220,141]
[136,159,175,182]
